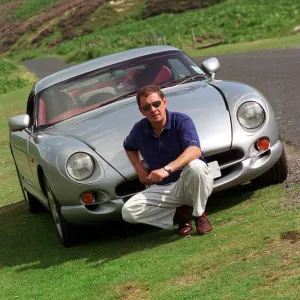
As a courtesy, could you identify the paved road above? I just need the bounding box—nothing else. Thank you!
[21,48,300,146]
[21,57,71,79]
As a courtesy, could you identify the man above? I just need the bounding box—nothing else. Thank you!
[122,85,213,236]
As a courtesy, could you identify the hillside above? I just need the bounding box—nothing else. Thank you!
[0,0,299,63]
[0,0,219,53]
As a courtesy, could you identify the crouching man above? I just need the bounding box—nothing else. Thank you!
[122,85,213,236]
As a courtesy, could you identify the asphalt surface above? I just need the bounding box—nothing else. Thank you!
[21,48,300,146]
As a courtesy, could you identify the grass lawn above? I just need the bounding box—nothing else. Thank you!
[0,182,299,299]
[0,84,299,299]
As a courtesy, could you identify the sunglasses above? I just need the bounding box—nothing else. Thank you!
[141,100,162,112]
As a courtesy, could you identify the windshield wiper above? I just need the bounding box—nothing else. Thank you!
[96,90,138,109]
[178,74,206,84]
[113,90,138,101]
[160,74,206,88]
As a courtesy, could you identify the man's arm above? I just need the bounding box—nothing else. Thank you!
[167,145,201,172]
[146,115,202,183]
[124,122,152,185]
[126,151,152,185]
[146,145,201,183]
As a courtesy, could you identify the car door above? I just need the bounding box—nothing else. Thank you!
[10,92,35,184]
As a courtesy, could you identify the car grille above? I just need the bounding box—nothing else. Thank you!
[206,148,244,167]
[206,148,244,184]
[115,179,145,200]
[115,148,245,199]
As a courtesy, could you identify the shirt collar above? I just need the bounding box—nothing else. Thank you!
[144,109,172,134]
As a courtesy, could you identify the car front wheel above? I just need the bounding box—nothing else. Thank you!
[251,148,288,188]
[43,174,75,247]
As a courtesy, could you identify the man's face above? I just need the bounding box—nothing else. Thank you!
[139,92,167,124]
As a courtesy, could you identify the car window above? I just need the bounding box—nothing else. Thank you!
[168,58,190,78]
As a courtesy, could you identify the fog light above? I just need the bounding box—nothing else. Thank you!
[82,192,95,205]
[256,137,270,151]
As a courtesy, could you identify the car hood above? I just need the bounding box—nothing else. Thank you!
[54,81,231,179]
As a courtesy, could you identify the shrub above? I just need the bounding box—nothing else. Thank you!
[55,43,77,55]
[0,77,29,94]
[0,59,32,94]
[0,59,17,74]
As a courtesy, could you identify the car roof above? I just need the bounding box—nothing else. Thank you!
[34,46,180,94]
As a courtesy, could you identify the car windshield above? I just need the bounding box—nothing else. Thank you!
[37,51,206,127]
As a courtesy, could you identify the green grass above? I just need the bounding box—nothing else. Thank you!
[50,0,300,63]
[9,0,61,20]
[0,59,37,94]
[0,59,17,74]
[0,86,299,299]
[0,183,299,299]
[0,86,31,207]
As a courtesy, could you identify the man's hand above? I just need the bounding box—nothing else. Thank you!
[137,166,152,185]
[125,151,152,185]
[146,168,169,183]
[125,151,169,185]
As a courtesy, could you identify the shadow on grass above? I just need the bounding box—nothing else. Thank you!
[0,184,255,271]
[207,183,255,214]
[0,198,178,272]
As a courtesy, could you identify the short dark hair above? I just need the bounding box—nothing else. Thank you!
[136,85,165,106]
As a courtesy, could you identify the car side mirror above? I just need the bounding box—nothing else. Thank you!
[201,57,220,80]
[8,114,30,132]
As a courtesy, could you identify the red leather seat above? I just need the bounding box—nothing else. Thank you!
[38,98,47,126]
[153,65,172,85]
[37,92,77,126]
[123,68,143,88]
[124,65,172,88]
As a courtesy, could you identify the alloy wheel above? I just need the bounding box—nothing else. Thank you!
[44,177,64,241]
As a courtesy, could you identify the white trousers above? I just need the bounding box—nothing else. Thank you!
[122,159,214,229]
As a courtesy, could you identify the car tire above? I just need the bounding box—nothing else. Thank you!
[43,174,75,247]
[10,146,44,213]
[251,148,288,188]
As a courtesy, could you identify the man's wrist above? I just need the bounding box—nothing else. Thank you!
[163,165,172,175]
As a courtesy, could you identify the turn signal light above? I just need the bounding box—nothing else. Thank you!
[82,192,95,205]
[256,138,270,151]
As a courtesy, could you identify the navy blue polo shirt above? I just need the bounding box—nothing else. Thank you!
[123,110,205,185]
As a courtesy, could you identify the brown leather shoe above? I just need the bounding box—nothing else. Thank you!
[195,216,212,235]
[178,221,194,236]
[175,206,194,236]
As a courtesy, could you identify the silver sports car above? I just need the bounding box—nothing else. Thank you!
[9,46,287,246]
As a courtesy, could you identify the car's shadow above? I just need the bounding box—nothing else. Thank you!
[206,183,255,214]
[0,184,255,271]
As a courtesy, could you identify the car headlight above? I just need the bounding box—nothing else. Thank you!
[237,101,265,129]
[67,152,95,180]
